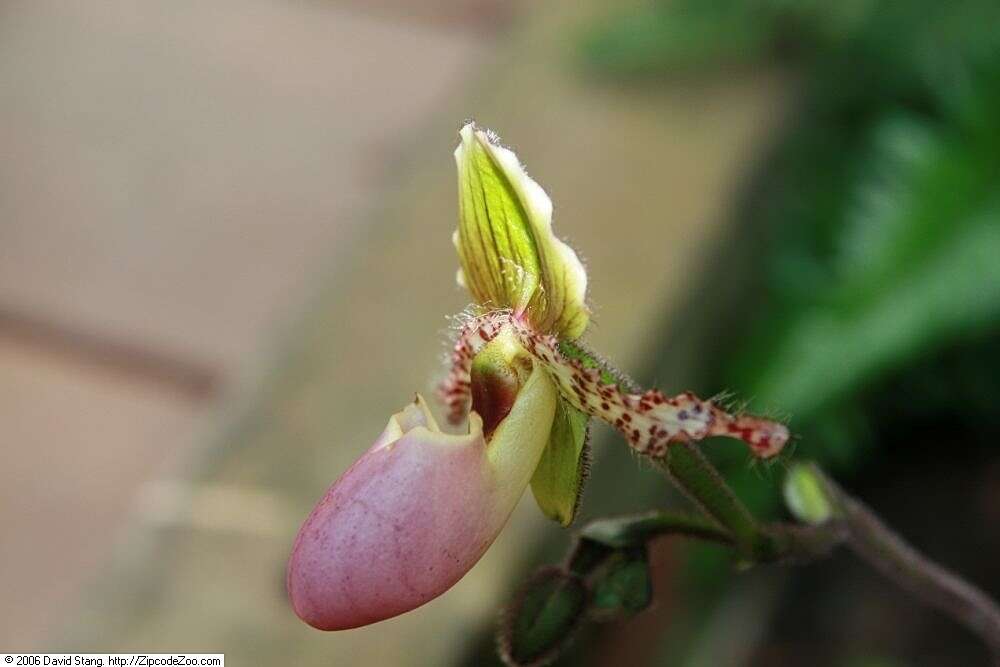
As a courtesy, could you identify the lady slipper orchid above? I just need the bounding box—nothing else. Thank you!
[288,351,557,630]
[287,122,790,631]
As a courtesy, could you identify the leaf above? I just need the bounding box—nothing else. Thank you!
[589,547,653,616]
[579,510,733,550]
[499,567,588,667]
[579,0,774,76]
[530,397,590,526]
[565,538,615,577]
[750,116,1000,418]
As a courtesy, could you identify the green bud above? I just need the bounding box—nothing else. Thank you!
[499,567,587,667]
[784,463,836,525]
[589,547,653,617]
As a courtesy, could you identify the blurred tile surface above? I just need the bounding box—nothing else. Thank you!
[0,0,490,652]
[0,339,200,649]
[0,0,487,380]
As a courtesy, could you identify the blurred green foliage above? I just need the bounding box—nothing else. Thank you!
[579,0,1000,663]
[733,67,1000,477]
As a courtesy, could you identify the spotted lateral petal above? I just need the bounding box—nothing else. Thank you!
[439,309,513,425]
[439,312,789,459]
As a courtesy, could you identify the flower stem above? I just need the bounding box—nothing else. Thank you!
[657,452,1000,659]
[654,442,780,561]
[816,470,1000,661]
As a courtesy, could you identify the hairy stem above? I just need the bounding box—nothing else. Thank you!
[823,476,1000,661]
[653,442,780,561]
[655,452,1000,660]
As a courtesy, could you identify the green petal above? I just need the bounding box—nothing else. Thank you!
[530,396,590,526]
[454,122,590,339]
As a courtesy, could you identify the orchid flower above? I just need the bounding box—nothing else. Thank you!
[287,122,789,631]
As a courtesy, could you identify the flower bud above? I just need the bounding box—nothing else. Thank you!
[783,463,836,525]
